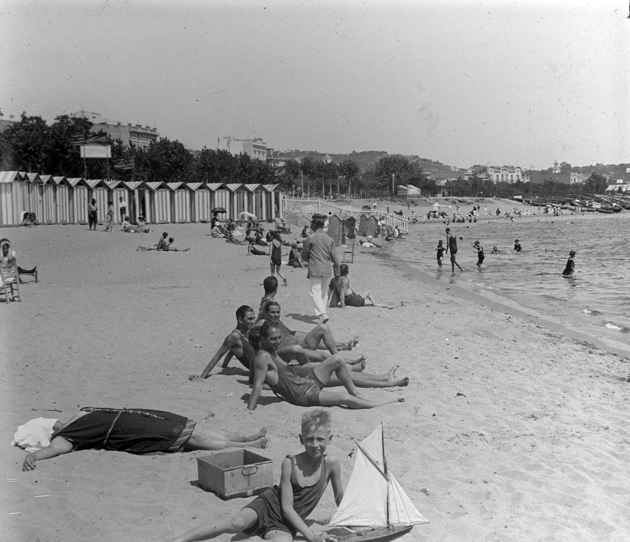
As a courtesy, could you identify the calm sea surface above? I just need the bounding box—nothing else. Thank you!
[393,212,630,347]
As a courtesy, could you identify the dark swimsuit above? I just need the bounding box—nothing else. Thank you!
[243,455,328,537]
[562,257,574,276]
[344,292,365,307]
[271,362,324,407]
[271,242,282,266]
[53,408,195,454]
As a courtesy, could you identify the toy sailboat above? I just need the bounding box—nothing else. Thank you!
[326,424,428,542]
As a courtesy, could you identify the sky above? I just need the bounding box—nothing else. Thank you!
[1,0,628,170]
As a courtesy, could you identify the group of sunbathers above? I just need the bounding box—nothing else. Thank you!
[189,275,408,410]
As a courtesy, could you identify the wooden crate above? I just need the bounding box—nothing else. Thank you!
[197,450,273,500]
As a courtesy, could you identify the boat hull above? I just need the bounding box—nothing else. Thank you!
[330,525,414,542]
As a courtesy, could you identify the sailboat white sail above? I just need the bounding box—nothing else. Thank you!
[328,424,428,531]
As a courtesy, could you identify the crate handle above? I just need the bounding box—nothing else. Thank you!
[242,466,258,476]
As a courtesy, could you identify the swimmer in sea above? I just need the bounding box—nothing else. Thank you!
[473,240,485,269]
[513,239,522,253]
[562,250,576,277]
[436,240,445,268]
[492,245,501,254]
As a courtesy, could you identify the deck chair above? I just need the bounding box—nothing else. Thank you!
[0,265,21,303]
[273,217,291,234]
[342,241,355,264]
[18,266,38,284]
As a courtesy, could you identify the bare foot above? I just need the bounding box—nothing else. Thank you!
[385,365,399,381]
[346,354,366,366]
[345,336,359,350]
[351,357,367,372]
[188,375,205,381]
[253,437,269,449]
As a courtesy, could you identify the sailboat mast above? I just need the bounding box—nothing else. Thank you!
[382,423,391,529]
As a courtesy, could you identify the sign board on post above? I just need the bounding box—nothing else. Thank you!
[81,145,111,159]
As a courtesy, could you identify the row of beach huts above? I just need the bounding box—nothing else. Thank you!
[0,171,283,227]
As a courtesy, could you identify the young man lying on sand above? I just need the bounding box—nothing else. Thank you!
[165,410,342,542]
[190,306,408,391]
[20,407,268,471]
[247,323,405,410]
[255,301,361,363]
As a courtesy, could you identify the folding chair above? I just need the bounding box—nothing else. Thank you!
[18,266,38,284]
[342,241,355,264]
[0,265,21,303]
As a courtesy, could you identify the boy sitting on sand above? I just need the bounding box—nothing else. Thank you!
[166,410,342,542]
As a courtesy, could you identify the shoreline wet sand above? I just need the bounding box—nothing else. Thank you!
[2,221,629,542]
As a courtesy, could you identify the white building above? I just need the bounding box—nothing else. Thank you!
[487,165,523,183]
[70,111,159,148]
[218,137,267,161]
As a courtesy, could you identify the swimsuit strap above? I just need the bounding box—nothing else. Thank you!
[101,409,125,449]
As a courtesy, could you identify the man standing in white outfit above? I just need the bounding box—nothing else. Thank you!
[301,217,339,324]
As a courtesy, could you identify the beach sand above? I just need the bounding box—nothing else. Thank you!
[2,215,629,542]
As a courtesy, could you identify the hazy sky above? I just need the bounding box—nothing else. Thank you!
[1,0,628,169]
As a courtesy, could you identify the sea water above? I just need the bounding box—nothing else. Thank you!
[394,212,630,347]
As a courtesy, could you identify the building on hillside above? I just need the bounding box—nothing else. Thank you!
[487,165,524,183]
[266,148,288,168]
[323,154,332,164]
[608,165,630,184]
[218,137,267,161]
[570,172,587,184]
[70,111,159,148]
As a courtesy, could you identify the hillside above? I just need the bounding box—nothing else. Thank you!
[281,149,459,174]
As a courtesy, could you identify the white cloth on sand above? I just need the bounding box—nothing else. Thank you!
[12,417,58,453]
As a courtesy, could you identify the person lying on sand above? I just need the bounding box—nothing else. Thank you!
[164,411,342,542]
[331,264,402,310]
[20,407,268,471]
[190,306,395,391]
[162,237,190,252]
[247,324,405,410]
[255,301,362,363]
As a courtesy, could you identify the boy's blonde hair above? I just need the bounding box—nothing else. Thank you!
[301,409,332,434]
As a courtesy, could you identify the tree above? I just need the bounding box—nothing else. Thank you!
[374,155,413,193]
[0,113,50,172]
[140,138,194,183]
[338,159,360,197]
[584,172,608,195]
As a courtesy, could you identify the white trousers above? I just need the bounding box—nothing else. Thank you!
[309,275,332,317]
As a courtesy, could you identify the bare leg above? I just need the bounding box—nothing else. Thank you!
[318,389,405,409]
[312,354,360,396]
[164,508,258,542]
[294,327,359,352]
[184,427,269,450]
[327,365,410,388]
[361,291,402,310]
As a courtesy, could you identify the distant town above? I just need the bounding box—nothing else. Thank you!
[1,109,628,199]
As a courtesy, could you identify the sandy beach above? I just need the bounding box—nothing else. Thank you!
[2,212,630,542]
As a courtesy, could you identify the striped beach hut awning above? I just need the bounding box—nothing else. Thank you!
[51,176,67,185]
[103,180,122,189]
[206,183,223,191]
[166,182,184,191]
[186,183,205,190]
[66,177,86,187]
[242,184,260,192]
[144,181,165,191]
[261,184,278,191]
[224,183,243,192]
[24,173,42,183]
[123,181,145,190]
[85,179,106,189]
[39,175,54,184]
[0,171,22,183]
